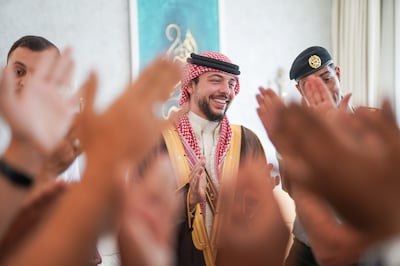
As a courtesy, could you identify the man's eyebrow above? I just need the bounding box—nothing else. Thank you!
[13,61,26,68]
[319,70,330,77]
[207,73,236,82]
[207,73,224,78]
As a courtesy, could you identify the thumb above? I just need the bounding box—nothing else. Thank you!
[339,93,352,111]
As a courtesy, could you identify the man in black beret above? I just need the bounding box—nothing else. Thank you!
[282,46,367,266]
[290,46,348,107]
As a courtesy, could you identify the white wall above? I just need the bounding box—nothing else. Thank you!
[0,0,132,110]
[220,0,332,171]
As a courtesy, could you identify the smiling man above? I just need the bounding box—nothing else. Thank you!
[161,52,269,266]
[2,35,101,265]
[290,46,343,106]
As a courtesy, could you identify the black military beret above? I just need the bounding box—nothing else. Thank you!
[289,46,333,82]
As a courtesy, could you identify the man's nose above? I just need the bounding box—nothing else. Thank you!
[17,78,25,91]
[220,81,232,95]
[17,75,31,91]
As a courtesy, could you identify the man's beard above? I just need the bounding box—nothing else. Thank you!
[198,97,227,122]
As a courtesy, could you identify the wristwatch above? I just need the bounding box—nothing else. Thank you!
[0,159,33,188]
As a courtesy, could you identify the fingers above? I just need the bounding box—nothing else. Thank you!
[303,76,335,109]
[255,87,285,142]
[79,57,181,164]
[28,48,75,100]
[1,49,80,154]
[168,102,189,126]
[125,155,180,243]
[338,93,352,111]
[79,72,97,116]
[381,99,397,122]
[217,157,288,255]
[129,58,181,104]
[50,48,75,90]
[256,87,283,111]
[75,72,97,149]
[303,77,321,104]
[34,47,59,82]
[108,58,181,159]
[354,103,400,158]
[0,67,14,94]
[67,90,83,114]
[0,67,16,113]
[276,104,334,169]
[189,159,207,205]
[189,163,205,189]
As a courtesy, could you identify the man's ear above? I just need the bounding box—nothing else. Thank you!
[335,66,341,82]
[187,81,195,95]
[295,83,303,96]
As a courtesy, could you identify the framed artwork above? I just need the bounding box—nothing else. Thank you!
[130,0,220,117]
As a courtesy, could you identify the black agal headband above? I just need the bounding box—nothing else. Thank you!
[187,53,241,75]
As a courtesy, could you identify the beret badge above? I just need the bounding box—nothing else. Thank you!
[308,55,321,69]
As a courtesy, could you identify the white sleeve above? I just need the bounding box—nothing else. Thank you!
[362,235,400,266]
[57,156,82,182]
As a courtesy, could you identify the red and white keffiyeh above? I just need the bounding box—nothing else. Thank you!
[179,51,240,106]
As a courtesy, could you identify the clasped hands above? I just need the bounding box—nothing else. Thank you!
[188,156,207,211]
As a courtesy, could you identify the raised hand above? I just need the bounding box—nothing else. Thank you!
[216,157,289,266]
[301,76,353,115]
[256,86,299,162]
[255,87,285,147]
[119,155,180,266]
[0,48,79,154]
[301,76,336,111]
[274,101,400,242]
[338,92,352,112]
[78,57,181,164]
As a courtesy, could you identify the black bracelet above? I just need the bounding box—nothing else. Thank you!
[0,159,33,188]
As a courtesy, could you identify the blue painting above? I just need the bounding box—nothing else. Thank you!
[137,0,220,117]
[137,0,220,68]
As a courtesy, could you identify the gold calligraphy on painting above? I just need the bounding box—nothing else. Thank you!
[162,24,198,118]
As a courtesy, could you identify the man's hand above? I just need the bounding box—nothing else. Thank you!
[302,76,352,115]
[255,87,285,147]
[273,101,400,242]
[78,57,181,166]
[119,155,180,266]
[188,157,207,209]
[216,157,289,266]
[0,48,79,155]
